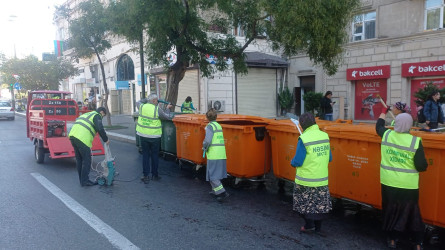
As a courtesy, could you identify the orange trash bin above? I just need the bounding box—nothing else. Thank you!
[217,115,272,178]
[324,123,382,208]
[410,131,445,228]
[173,114,208,165]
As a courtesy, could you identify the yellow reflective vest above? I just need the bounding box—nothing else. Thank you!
[206,122,226,160]
[136,103,162,136]
[295,124,330,187]
[380,130,420,189]
[69,111,99,147]
[182,102,193,113]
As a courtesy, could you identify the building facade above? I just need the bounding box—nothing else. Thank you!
[289,0,445,121]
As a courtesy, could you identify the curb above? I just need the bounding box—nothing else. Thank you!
[15,112,136,144]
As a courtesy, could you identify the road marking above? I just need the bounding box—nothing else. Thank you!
[31,173,139,250]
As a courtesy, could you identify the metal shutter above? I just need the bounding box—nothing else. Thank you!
[177,69,199,110]
[237,68,277,118]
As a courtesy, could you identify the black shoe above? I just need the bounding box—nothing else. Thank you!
[216,192,229,202]
[141,176,150,184]
[209,191,216,197]
[152,176,161,181]
[82,180,98,186]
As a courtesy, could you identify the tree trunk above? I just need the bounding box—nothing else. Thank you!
[95,51,112,126]
[165,60,187,111]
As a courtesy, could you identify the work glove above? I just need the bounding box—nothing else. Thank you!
[381,106,391,114]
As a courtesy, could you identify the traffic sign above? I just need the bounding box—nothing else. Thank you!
[14,82,22,90]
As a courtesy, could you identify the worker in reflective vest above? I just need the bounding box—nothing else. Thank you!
[181,96,196,113]
[69,107,109,186]
[202,108,229,202]
[376,109,428,249]
[136,94,172,183]
[291,112,332,233]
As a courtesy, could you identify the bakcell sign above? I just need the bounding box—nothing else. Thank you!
[402,60,445,77]
[346,65,391,81]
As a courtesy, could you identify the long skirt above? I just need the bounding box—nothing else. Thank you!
[293,184,332,220]
[381,184,424,232]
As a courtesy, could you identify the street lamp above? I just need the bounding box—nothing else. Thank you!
[8,15,18,58]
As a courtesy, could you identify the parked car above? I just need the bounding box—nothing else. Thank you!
[0,101,15,120]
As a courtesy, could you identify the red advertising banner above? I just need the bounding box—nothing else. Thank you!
[410,78,445,117]
[347,65,391,81]
[402,60,445,77]
[354,79,387,120]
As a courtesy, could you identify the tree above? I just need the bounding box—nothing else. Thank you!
[0,55,78,91]
[58,0,112,125]
[108,0,147,99]
[133,0,358,107]
[413,82,445,107]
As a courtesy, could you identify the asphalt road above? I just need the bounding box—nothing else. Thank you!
[0,115,443,250]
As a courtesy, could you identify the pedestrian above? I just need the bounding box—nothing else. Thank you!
[136,94,173,183]
[203,108,229,202]
[390,102,410,126]
[181,96,196,113]
[69,107,110,186]
[290,112,332,233]
[423,90,444,129]
[376,108,428,250]
[320,91,335,121]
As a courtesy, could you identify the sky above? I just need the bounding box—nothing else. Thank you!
[0,0,66,59]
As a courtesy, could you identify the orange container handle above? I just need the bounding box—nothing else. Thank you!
[243,127,253,133]
[335,119,353,124]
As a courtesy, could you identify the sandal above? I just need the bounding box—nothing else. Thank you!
[300,226,315,234]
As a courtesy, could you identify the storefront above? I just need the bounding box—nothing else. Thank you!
[347,65,391,121]
[402,60,445,118]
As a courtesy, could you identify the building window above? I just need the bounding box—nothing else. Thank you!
[231,24,245,37]
[352,11,376,42]
[116,54,135,81]
[425,0,445,30]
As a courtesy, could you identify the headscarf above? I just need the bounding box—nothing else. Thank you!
[393,102,411,113]
[394,113,413,133]
[299,112,316,131]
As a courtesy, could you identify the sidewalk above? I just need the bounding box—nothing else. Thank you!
[16,112,137,144]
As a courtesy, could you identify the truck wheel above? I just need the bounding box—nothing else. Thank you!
[35,143,45,164]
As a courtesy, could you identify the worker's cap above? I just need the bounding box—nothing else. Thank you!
[299,112,316,130]
[393,102,411,113]
[96,107,107,115]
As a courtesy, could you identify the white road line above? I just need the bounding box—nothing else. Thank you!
[31,173,139,250]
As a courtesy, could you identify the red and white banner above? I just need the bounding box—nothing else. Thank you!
[347,65,391,81]
[402,60,445,77]
[354,79,387,120]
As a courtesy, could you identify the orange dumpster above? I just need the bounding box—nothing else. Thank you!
[410,131,445,228]
[324,123,382,208]
[173,114,208,165]
[217,115,272,178]
[266,118,352,182]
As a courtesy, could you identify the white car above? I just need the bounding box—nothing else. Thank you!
[0,101,15,120]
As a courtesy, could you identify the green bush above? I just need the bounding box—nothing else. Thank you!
[413,82,445,106]
[278,86,294,112]
[302,91,323,116]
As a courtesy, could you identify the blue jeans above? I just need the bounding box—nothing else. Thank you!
[324,113,333,121]
[141,137,161,177]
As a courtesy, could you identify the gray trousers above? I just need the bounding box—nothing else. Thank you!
[210,180,226,195]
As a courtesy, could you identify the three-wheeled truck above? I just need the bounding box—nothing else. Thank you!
[27,90,104,163]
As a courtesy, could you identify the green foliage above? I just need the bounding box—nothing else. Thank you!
[64,0,111,60]
[413,82,445,106]
[265,0,360,75]
[278,86,294,111]
[0,55,78,90]
[302,91,323,116]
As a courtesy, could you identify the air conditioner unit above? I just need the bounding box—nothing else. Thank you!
[208,100,225,112]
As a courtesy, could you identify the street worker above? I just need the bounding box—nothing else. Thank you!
[136,94,172,183]
[390,102,410,126]
[376,108,428,250]
[291,112,332,233]
[320,91,335,121]
[203,108,229,202]
[69,107,110,186]
[423,90,444,129]
[181,96,196,113]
